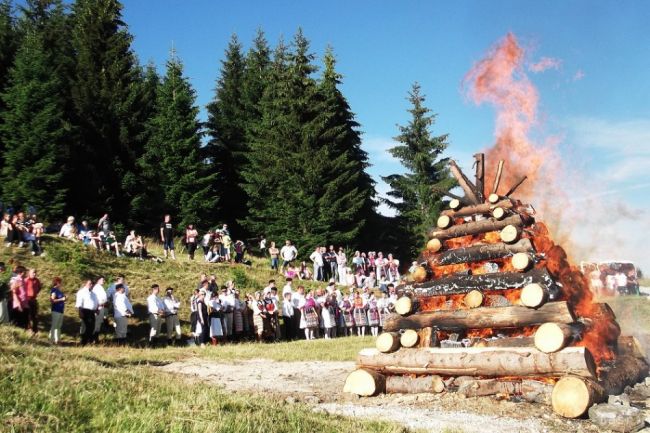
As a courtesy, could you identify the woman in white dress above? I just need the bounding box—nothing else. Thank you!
[209,296,223,345]
[321,294,336,339]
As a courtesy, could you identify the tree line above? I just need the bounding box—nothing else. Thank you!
[0,0,453,259]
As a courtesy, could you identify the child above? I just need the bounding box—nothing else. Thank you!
[352,291,368,337]
[367,293,380,337]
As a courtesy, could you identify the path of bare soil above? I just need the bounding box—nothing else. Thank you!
[160,359,608,433]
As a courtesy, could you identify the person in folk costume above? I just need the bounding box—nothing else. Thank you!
[251,291,266,342]
[321,294,337,339]
[147,284,168,347]
[352,290,368,337]
[195,290,210,347]
[292,285,305,339]
[377,292,391,331]
[208,291,224,345]
[189,287,201,339]
[269,286,281,340]
[113,283,133,345]
[232,291,245,340]
[163,287,182,345]
[340,295,355,336]
[243,293,254,339]
[375,252,385,280]
[219,283,235,342]
[301,290,319,340]
[263,290,277,340]
[329,292,340,338]
[282,291,294,340]
[314,288,327,338]
[367,293,380,337]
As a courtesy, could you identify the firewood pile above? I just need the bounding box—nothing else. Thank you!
[344,154,649,419]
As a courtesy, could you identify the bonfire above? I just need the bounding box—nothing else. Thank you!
[343,155,649,419]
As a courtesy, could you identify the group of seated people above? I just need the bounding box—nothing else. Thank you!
[1,212,45,255]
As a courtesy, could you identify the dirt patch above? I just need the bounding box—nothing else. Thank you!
[160,359,607,433]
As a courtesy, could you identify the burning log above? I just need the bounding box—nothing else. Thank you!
[357,346,597,379]
[455,378,553,404]
[440,199,515,218]
[376,332,401,353]
[551,376,605,418]
[599,354,649,395]
[429,214,531,241]
[400,329,419,348]
[382,301,574,332]
[343,369,385,396]
[533,322,585,353]
[450,160,480,204]
[404,268,557,297]
[426,238,534,267]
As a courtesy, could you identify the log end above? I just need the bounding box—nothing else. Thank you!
[426,238,443,253]
[512,252,532,271]
[488,193,500,204]
[552,376,604,418]
[395,296,413,316]
[343,369,385,396]
[400,329,419,348]
[520,283,546,308]
[464,289,484,308]
[437,215,453,229]
[449,198,462,210]
[376,332,401,353]
[412,266,428,283]
[492,207,506,220]
[500,224,520,244]
[534,322,569,353]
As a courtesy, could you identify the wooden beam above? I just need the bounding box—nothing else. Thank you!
[449,160,480,204]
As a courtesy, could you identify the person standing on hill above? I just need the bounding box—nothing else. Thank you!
[268,242,279,271]
[160,215,176,260]
[163,287,182,345]
[113,283,133,345]
[0,262,10,325]
[280,240,297,273]
[97,213,111,233]
[49,277,66,344]
[309,246,324,282]
[185,225,198,260]
[92,277,107,343]
[24,269,41,334]
[75,280,98,345]
[10,266,28,329]
[147,284,167,347]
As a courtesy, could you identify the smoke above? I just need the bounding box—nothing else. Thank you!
[529,57,562,73]
[462,33,645,268]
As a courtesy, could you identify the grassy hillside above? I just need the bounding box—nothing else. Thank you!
[0,236,323,343]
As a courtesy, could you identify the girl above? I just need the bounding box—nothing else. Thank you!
[366,293,380,337]
[49,277,66,344]
[336,248,347,285]
[340,295,355,336]
[185,225,198,260]
[301,291,319,340]
[321,294,335,339]
[352,291,368,337]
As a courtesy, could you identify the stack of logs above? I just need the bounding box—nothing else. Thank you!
[344,155,649,419]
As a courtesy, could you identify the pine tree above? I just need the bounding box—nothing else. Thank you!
[382,83,455,257]
[142,53,217,230]
[0,30,67,217]
[205,34,247,234]
[69,0,145,221]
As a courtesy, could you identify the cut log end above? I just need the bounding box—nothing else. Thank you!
[449,198,462,210]
[551,376,604,418]
[411,266,428,283]
[500,224,520,244]
[400,329,419,348]
[376,332,401,353]
[488,193,500,204]
[492,207,506,220]
[426,238,442,253]
[534,323,571,353]
[395,296,413,316]
[437,215,453,229]
[464,290,484,308]
[512,252,532,271]
[521,283,546,308]
[343,369,385,396]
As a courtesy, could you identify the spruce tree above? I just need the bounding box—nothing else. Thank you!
[0,0,17,157]
[0,30,67,218]
[142,54,217,230]
[206,34,247,234]
[69,0,145,221]
[241,28,270,137]
[382,83,455,257]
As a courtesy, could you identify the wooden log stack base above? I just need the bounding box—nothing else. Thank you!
[382,301,574,332]
[551,376,605,418]
[357,346,597,379]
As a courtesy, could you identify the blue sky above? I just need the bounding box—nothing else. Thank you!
[121,1,650,270]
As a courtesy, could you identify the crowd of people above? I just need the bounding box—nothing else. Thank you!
[1,212,45,256]
[0,263,404,346]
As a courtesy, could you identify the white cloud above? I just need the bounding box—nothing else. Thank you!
[569,117,650,156]
[361,136,399,163]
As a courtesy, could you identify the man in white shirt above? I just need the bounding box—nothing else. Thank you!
[75,280,98,345]
[147,284,168,346]
[615,272,628,295]
[282,291,294,340]
[309,246,324,282]
[106,275,130,303]
[291,285,306,339]
[220,284,236,339]
[281,278,293,296]
[113,284,133,345]
[279,240,297,272]
[92,277,108,343]
[163,287,182,344]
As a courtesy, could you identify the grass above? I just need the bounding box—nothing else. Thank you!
[0,327,409,433]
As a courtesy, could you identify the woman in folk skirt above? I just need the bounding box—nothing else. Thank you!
[378,292,391,331]
[366,293,380,337]
[352,291,368,337]
[251,292,266,342]
[340,295,355,336]
[233,291,245,340]
[195,291,210,347]
[208,296,223,345]
[321,294,336,339]
[301,291,319,340]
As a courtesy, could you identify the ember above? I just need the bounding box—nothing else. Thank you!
[344,155,649,420]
